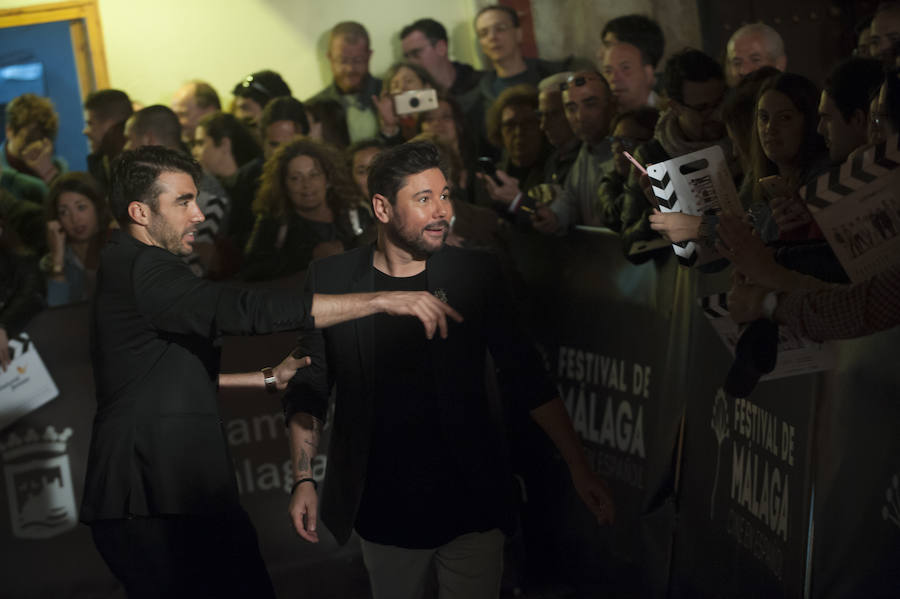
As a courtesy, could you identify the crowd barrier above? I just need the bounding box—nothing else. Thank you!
[1,228,897,597]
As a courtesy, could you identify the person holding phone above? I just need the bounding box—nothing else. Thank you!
[745,72,830,241]
[373,61,440,144]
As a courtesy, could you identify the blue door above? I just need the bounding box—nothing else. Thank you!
[0,20,88,172]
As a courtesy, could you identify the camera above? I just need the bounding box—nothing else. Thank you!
[394,89,439,115]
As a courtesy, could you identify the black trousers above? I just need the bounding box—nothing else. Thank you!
[90,509,276,599]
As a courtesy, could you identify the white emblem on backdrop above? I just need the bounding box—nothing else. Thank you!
[0,333,59,430]
[2,426,77,539]
[710,388,730,520]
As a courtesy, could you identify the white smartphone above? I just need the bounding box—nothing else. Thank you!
[394,89,439,115]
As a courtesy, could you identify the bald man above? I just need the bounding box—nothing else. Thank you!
[171,81,221,144]
[725,23,787,87]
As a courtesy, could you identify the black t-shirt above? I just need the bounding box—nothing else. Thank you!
[353,268,492,548]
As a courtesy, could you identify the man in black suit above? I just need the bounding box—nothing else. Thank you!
[81,146,461,598]
[285,141,614,598]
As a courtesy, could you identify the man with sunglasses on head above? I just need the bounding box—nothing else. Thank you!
[231,70,292,128]
[481,72,616,233]
[621,48,729,260]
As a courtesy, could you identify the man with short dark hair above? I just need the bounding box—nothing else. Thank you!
[231,69,291,127]
[602,42,658,111]
[259,96,310,159]
[482,72,616,233]
[83,88,133,193]
[474,5,568,107]
[83,145,461,599]
[818,57,885,162]
[533,71,616,232]
[285,140,613,599]
[309,21,382,143]
[400,18,482,109]
[124,105,229,278]
[171,80,221,143]
[623,49,730,257]
[600,14,665,70]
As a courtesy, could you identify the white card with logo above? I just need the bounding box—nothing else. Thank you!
[0,334,59,431]
[647,145,743,267]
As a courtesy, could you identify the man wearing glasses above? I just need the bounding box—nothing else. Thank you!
[621,49,730,258]
[308,21,382,143]
[480,71,615,232]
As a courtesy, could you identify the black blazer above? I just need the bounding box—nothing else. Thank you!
[81,230,313,522]
[284,243,556,545]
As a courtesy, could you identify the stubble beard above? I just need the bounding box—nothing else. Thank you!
[385,218,449,261]
[148,213,193,257]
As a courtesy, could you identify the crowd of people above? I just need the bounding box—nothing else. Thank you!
[2,2,900,595]
[2,6,898,361]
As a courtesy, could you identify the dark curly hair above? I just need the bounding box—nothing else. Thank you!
[254,138,365,219]
[6,93,59,140]
[46,171,111,231]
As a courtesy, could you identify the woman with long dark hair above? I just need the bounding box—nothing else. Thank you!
[42,172,111,306]
[241,139,373,280]
[747,72,830,240]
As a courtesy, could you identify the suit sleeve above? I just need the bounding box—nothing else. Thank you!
[282,262,332,423]
[132,247,313,336]
[481,253,558,411]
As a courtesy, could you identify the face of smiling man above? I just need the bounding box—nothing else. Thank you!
[379,166,452,260]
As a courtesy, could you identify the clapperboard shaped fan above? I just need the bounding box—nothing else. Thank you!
[802,133,900,283]
[647,145,743,267]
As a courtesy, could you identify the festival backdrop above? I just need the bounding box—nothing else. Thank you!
[0,232,896,598]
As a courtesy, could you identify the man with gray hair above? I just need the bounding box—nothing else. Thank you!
[171,80,221,144]
[725,23,787,87]
[537,72,579,186]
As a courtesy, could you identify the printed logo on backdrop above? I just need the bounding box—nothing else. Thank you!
[556,346,649,489]
[707,388,797,580]
[1,426,77,539]
[883,473,900,531]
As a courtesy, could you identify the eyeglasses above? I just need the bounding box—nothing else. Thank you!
[681,94,725,116]
[239,75,271,98]
[607,135,641,151]
[559,74,603,92]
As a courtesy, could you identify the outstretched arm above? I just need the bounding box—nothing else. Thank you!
[530,398,616,524]
[219,350,311,390]
[310,291,463,338]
